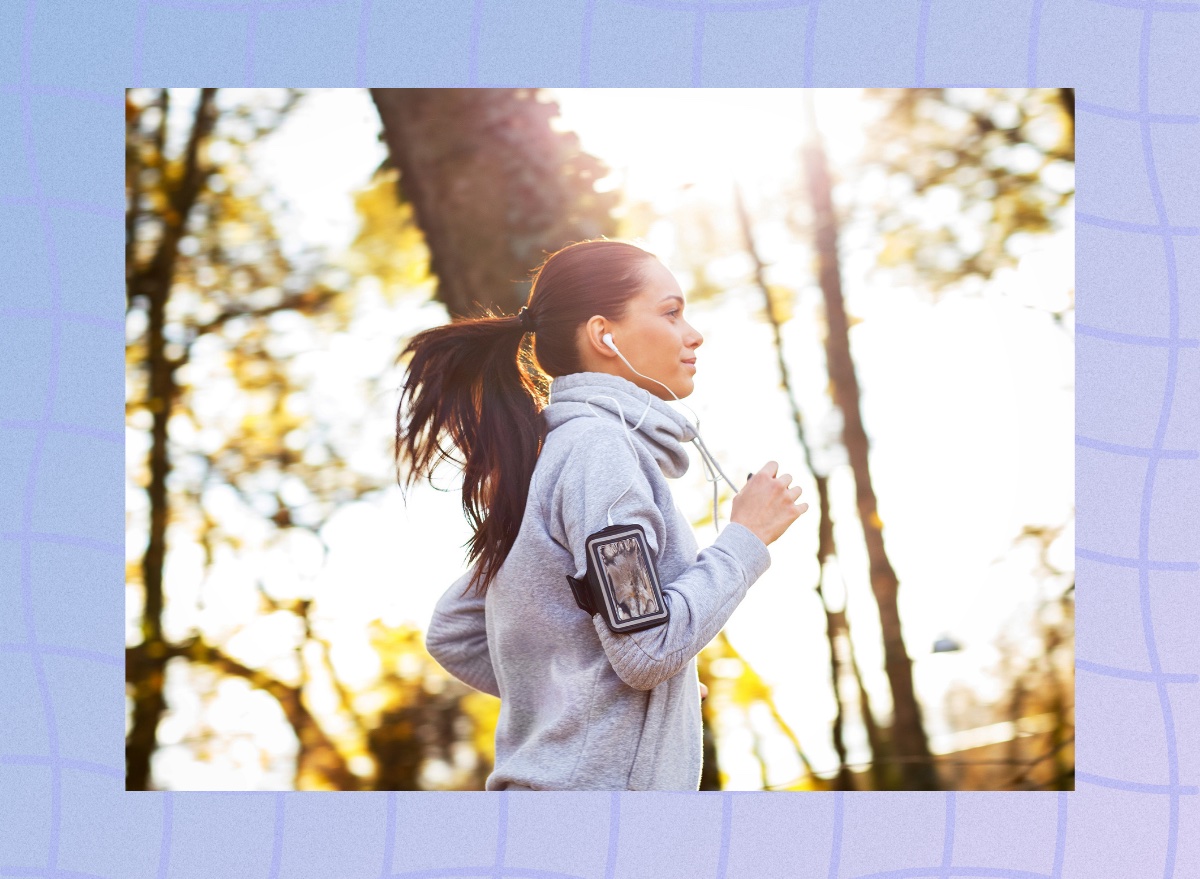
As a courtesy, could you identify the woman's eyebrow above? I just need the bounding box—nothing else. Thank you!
[660,295,685,306]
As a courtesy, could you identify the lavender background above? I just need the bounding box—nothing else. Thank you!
[1,1,1197,876]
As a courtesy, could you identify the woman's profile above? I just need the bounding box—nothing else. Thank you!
[395,238,808,790]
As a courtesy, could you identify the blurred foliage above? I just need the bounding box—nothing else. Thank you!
[858,88,1074,294]
[126,87,403,790]
[699,631,828,791]
[363,622,498,790]
[343,168,432,303]
[126,91,393,546]
[987,522,1075,790]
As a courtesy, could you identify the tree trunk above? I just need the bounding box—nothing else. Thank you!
[801,94,938,790]
[734,183,860,791]
[699,703,722,790]
[846,618,893,790]
[1059,88,1074,127]
[125,88,218,791]
[369,88,619,319]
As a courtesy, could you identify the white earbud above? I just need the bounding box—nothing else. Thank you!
[602,332,618,352]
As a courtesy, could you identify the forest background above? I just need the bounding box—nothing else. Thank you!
[124,87,1075,792]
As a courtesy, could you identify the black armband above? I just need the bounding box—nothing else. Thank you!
[565,523,670,634]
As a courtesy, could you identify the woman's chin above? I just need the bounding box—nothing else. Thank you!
[649,382,687,401]
[671,375,695,399]
[643,371,694,400]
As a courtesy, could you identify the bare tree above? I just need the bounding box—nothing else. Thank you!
[800,92,938,790]
[733,182,860,791]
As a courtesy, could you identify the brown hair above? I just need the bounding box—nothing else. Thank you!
[395,238,661,598]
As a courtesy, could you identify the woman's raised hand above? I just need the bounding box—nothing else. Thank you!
[729,461,808,546]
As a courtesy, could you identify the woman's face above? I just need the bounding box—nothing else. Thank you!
[585,259,704,400]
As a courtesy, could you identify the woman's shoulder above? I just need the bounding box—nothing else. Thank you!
[543,419,634,461]
[536,421,647,494]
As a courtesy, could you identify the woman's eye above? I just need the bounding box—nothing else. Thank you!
[667,309,679,318]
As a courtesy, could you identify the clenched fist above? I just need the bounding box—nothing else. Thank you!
[730,461,809,546]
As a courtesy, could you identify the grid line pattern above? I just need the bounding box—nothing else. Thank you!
[0,0,1195,877]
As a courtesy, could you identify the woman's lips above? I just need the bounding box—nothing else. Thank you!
[683,360,697,372]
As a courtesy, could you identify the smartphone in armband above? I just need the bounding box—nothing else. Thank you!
[565,523,670,634]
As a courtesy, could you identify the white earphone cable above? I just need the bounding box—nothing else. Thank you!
[604,340,740,533]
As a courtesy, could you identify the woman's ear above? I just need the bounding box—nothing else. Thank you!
[584,315,616,357]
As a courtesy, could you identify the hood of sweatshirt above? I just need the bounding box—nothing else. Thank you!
[541,371,697,478]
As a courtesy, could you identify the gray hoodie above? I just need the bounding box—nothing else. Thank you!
[424,370,772,790]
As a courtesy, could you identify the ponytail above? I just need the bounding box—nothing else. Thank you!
[395,307,548,598]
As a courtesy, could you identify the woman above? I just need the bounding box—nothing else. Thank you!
[396,239,807,790]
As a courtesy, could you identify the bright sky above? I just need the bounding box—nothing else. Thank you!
[136,89,1074,790]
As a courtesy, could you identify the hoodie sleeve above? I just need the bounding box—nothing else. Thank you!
[550,423,772,691]
[425,567,501,698]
